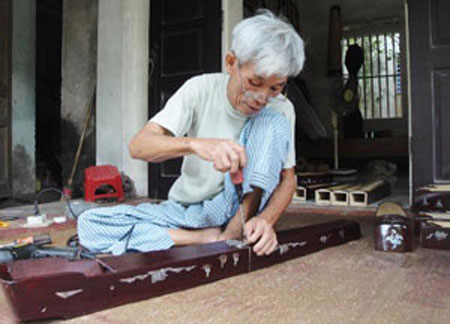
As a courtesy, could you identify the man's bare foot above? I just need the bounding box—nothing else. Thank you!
[168,227,222,246]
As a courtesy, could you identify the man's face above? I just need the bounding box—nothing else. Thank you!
[226,54,288,117]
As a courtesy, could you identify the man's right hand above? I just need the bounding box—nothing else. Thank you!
[190,138,247,173]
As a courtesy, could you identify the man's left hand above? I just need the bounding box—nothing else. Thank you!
[244,216,278,256]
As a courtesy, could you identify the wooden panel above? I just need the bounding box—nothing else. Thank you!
[433,69,450,181]
[149,0,221,198]
[409,0,450,195]
[162,28,203,76]
[0,128,7,180]
[162,0,204,25]
[0,1,9,91]
[0,97,6,122]
[0,220,360,322]
[251,220,361,270]
[0,0,12,198]
[301,137,408,159]
[431,0,450,46]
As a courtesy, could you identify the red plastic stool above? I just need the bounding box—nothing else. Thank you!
[84,165,125,202]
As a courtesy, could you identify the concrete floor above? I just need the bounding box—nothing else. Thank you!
[2,195,449,323]
[2,208,450,323]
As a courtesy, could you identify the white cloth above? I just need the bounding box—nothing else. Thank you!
[150,73,296,204]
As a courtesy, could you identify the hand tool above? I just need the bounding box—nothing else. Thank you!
[231,169,246,240]
[0,221,9,228]
[0,234,52,249]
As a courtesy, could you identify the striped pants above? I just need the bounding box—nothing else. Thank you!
[77,108,291,255]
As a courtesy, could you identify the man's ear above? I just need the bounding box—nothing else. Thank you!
[225,52,238,74]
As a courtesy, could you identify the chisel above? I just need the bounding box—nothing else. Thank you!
[231,170,246,240]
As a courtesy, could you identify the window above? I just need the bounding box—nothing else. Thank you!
[342,30,403,120]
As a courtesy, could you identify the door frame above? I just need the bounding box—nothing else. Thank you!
[0,0,13,198]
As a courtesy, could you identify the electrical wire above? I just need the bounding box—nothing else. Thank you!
[33,188,78,219]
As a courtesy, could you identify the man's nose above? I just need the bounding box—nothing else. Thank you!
[254,89,270,105]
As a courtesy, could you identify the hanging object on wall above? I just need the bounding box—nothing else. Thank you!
[326,5,346,171]
[326,5,342,76]
[342,44,364,139]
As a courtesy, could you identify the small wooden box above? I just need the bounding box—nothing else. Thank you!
[375,215,413,252]
[414,187,450,212]
[420,222,450,250]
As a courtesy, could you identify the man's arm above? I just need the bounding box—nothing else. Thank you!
[246,168,296,255]
[129,122,246,172]
[253,167,296,226]
[219,168,297,255]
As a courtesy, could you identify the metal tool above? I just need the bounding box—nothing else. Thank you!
[0,221,9,228]
[231,170,246,240]
[0,234,52,249]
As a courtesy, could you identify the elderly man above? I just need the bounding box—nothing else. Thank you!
[78,10,305,256]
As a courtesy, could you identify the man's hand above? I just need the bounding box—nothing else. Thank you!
[244,216,278,256]
[190,138,247,173]
[129,122,246,171]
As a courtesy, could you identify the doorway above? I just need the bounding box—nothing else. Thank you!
[148,0,222,199]
[36,0,63,192]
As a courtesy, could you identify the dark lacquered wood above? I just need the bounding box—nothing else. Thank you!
[0,0,12,198]
[251,220,361,270]
[148,0,222,199]
[2,242,250,321]
[413,189,450,212]
[409,0,450,196]
[375,217,413,252]
[297,173,333,186]
[300,137,408,159]
[420,222,450,250]
[0,220,360,322]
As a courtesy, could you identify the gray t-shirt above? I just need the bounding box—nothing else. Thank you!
[150,73,296,204]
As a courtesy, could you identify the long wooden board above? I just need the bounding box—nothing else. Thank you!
[0,220,360,322]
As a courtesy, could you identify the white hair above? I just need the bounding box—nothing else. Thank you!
[231,9,305,77]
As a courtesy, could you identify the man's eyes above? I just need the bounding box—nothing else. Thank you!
[249,79,263,87]
[247,79,283,93]
[271,86,282,92]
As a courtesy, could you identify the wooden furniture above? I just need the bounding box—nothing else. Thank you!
[0,220,360,322]
[374,202,413,252]
[302,137,408,159]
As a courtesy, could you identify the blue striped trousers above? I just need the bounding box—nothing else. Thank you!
[77,108,291,255]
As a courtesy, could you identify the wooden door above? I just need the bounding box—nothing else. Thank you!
[148,0,222,199]
[0,0,12,198]
[409,0,450,197]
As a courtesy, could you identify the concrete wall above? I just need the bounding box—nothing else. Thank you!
[295,0,405,136]
[96,0,149,196]
[61,0,98,195]
[11,0,36,195]
[222,0,243,71]
[61,0,98,131]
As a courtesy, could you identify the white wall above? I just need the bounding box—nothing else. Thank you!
[96,0,150,196]
[11,0,36,195]
[61,0,98,133]
[222,0,243,71]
